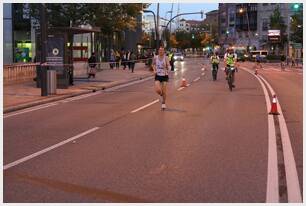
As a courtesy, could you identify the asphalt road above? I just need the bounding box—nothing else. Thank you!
[3,58,303,203]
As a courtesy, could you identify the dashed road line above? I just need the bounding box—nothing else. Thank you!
[193,77,201,82]
[4,103,59,118]
[130,99,159,113]
[3,127,100,170]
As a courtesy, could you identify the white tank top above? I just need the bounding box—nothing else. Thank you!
[155,55,168,76]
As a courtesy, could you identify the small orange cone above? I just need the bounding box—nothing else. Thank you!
[269,95,280,115]
[181,78,187,87]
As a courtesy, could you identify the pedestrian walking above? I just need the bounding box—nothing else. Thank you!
[291,56,296,67]
[153,46,170,110]
[88,52,97,78]
[130,51,137,73]
[255,53,262,68]
[281,54,286,71]
[210,52,220,81]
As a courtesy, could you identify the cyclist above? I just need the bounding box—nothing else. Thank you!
[210,52,220,81]
[153,46,170,110]
[224,47,237,87]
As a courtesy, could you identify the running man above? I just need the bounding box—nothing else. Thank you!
[153,46,170,110]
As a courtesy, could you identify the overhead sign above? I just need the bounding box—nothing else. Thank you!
[268,30,280,36]
[268,30,281,43]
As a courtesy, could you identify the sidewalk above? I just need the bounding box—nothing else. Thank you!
[4,63,153,113]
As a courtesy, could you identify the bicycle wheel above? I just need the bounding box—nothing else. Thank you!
[228,72,233,91]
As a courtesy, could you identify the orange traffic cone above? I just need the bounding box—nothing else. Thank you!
[269,95,280,115]
[181,78,187,87]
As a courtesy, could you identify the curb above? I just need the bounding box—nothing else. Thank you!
[4,73,153,114]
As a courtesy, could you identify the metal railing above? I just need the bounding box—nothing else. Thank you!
[3,63,39,85]
[3,57,155,85]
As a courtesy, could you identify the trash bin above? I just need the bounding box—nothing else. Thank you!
[47,70,57,94]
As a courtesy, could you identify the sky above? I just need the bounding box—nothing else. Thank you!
[148,3,218,21]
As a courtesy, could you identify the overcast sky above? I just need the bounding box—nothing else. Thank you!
[148,3,218,21]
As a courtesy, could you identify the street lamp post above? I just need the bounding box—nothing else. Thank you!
[40,3,48,96]
[143,9,159,51]
[239,6,251,51]
[163,11,204,49]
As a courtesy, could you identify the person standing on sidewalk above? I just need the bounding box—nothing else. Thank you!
[153,46,170,110]
[121,49,127,70]
[126,50,131,70]
[130,51,137,73]
[88,52,97,78]
[109,50,116,69]
[115,50,120,69]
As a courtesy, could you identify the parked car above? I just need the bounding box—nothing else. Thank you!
[173,53,184,61]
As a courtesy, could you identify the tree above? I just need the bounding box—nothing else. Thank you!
[290,9,303,44]
[269,5,287,54]
[200,33,212,47]
[169,34,178,48]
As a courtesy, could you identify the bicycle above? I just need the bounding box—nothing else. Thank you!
[227,66,236,91]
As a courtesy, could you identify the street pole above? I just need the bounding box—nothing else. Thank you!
[40,3,48,96]
[246,5,251,51]
[143,10,158,52]
[164,11,204,49]
[169,3,174,42]
[157,3,160,50]
[287,5,291,65]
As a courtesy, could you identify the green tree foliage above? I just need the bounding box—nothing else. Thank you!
[269,5,287,51]
[290,9,303,44]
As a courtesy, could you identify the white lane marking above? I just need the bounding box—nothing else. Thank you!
[193,77,201,82]
[258,75,302,203]
[201,68,205,71]
[105,76,154,92]
[4,76,154,118]
[3,127,100,170]
[130,99,159,113]
[201,73,205,76]
[4,103,59,119]
[177,87,185,91]
[186,84,191,87]
[61,92,101,103]
[240,67,279,202]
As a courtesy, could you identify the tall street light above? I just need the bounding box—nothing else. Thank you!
[40,3,48,96]
[239,6,251,51]
[143,9,159,52]
[163,11,204,49]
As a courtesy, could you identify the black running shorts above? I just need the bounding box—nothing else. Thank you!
[155,75,169,82]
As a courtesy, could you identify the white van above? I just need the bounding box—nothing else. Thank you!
[250,50,268,61]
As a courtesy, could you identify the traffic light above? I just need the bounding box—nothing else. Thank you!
[201,11,203,19]
[192,34,195,39]
[292,3,301,11]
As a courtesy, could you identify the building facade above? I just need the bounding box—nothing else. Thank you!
[218,3,302,56]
